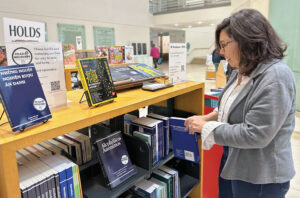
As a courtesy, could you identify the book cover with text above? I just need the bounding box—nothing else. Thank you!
[169,117,200,163]
[76,57,117,107]
[62,44,76,66]
[95,131,136,188]
[0,64,52,131]
[109,46,124,64]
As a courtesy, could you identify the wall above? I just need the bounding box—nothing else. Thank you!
[185,26,216,63]
[0,0,152,50]
[152,0,270,62]
[269,0,300,110]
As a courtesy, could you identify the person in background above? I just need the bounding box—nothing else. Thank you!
[212,49,225,72]
[185,9,295,198]
[150,43,160,68]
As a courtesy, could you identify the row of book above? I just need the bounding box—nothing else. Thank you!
[62,44,136,66]
[124,113,200,165]
[17,131,92,166]
[126,165,180,198]
[50,131,92,166]
[17,147,83,198]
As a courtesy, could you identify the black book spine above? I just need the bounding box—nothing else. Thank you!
[96,148,110,188]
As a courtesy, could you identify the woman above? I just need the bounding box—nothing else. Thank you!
[150,43,160,68]
[185,9,296,198]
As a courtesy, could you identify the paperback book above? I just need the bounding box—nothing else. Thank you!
[0,46,8,66]
[123,46,134,63]
[62,44,76,66]
[6,42,67,110]
[95,46,109,61]
[0,64,52,131]
[109,46,123,64]
[94,131,136,189]
[76,57,117,107]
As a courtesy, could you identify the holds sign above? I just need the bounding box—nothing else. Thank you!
[3,17,46,43]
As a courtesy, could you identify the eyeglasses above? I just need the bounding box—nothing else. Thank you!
[219,40,233,51]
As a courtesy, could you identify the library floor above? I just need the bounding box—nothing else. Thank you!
[158,62,300,198]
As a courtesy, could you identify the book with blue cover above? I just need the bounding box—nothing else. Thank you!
[0,64,52,132]
[94,131,136,189]
[169,117,200,163]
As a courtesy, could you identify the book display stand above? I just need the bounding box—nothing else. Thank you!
[0,81,205,198]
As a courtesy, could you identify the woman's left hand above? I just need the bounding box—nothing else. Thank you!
[184,115,207,134]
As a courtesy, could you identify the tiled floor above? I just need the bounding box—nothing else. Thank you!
[158,62,300,197]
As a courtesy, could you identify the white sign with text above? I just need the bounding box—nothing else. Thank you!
[6,42,67,110]
[169,43,186,84]
[3,17,46,43]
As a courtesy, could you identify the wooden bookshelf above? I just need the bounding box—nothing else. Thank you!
[0,81,204,198]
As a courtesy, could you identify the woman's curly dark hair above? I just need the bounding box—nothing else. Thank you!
[215,9,287,76]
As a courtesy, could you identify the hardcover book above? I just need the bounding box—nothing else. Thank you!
[109,46,124,64]
[0,64,52,131]
[94,131,136,189]
[169,117,200,163]
[76,57,117,107]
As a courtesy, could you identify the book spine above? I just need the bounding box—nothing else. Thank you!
[0,90,13,129]
[96,150,110,188]
[50,175,57,198]
[54,174,61,198]
[59,171,68,198]
[158,123,164,160]
[65,167,75,198]
[164,120,169,157]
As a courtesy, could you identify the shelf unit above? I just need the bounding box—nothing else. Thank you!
[0,81,204,198]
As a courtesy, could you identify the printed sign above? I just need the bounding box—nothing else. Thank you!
[169,43,186,84]
[3,17,46,43]
[6,42,67,110]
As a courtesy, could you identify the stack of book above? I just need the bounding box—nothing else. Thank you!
[128,165,180,198]
[21,131,92,166]
[131,117,164,166]
[54,131,92,165]
[17,147,83,198]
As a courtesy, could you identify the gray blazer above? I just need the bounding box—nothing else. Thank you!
[214,59,296,184]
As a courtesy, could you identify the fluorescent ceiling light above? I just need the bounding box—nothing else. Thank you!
[174,24,179,26]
